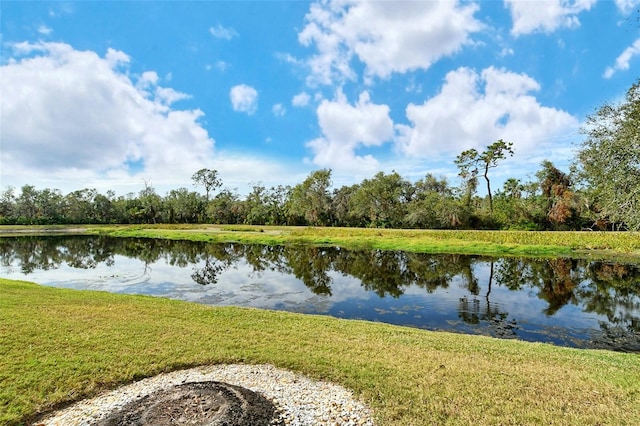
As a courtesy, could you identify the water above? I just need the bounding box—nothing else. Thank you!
[1,235,639,352]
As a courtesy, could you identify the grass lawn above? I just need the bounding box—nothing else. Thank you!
[2,278,640,425]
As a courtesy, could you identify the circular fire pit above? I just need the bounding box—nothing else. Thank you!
[36,364,375,426]
[97,381,283,426]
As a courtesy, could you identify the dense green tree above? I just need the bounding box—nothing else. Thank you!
[208,189,244,224]
[287,169,332,226]
[265,185,290,225]
[137,182,163,224]
[164,188,204,223]
[64,188,98,223]
[492,178,540,229]
[110,193,135,224]
[38,188,64,224]
[10,185,63,224]
[241,184,290,226]
[243,184,271,225]
[575,78,640,230]
[350,171,411,228]
[14,185,39,223]
[331,184,365,227]
[405,174,458,229]
[0,187,16,223]
[93,191,117,224]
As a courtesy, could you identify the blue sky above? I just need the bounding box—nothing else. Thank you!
[1,1,639,197]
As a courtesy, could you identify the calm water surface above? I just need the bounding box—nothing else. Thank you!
[1,235,639,352]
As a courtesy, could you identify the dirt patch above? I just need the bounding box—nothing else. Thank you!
[96,381,284,426]
[0,226,91,235]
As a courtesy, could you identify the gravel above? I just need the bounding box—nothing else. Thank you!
[34,364,375,426]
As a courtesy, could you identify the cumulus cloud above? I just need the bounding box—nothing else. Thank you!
[229,84,258,115]
[395,67,578,157]
[505,0,596,36]
[292,92,311,107]
[306,91,394,173]
[209,24,238,40]
[298,0,483,85]
[603,38,640,78]
[0,42,215,192]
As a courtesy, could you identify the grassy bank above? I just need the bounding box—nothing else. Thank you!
[2,278,640,425]
[3,224,639,259]
[85,225,640,259]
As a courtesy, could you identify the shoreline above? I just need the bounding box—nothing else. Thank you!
[1,224,639,261]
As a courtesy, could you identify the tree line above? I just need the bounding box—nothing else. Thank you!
[0,161,594,230]
[1,79,638,231]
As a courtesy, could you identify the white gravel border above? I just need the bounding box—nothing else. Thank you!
[36,364,375,426]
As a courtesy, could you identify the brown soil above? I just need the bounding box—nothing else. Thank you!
[96,381,285,426]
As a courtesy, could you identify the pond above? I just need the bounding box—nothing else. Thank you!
[1,235,639,352]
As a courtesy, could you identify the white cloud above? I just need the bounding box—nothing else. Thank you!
[298,0,483,85]
[500,47,514,57]
[272,103,286,116]
[229,84,258,115]
[395,67,578,158]
[208,152,304,196]
[505,0,596,36]
[137,71,159,88]
[603,38,640,78]
[37,25,52,35]
[48,3,74,17]
[209,24,238,40]
[0,42,216,194]
[614,0,640,14]
[292,92,311,107]
[155,86,191,105]
[306,90,394,173]
[105,47,130,67]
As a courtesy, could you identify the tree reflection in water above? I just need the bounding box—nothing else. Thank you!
[1,236,639,351]
[458,260,516,338]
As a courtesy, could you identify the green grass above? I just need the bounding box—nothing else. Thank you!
[70,224,640,260]
[2,278,640,425]
[3,224,639,259]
